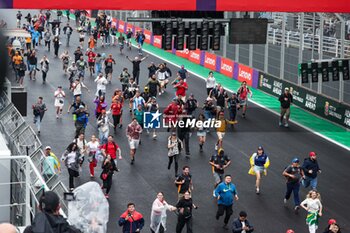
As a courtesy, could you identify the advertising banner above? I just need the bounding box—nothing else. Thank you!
[143,30,152,44]
[258,72,350,129]
[153,35,162,49]
[118,20,125,33]
[188,50,201,65]
[203,52,217,71]
[220,57,234,78]
[126,23,134,34]
[236,63,254,87]
[175,48,189,59]
[11,0,350,12]
[111,18,118,28]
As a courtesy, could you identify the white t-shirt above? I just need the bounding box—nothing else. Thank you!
[73,82,86,96]
[74,138,87,155]
[94,76,108,92]
[54,90,65,107]
[206,76,216,88]
[241,221,246,233]
[87,141,100,153]
[64,151,77,165]
[301,198,322,213]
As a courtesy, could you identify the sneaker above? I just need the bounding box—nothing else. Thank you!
[256,188,260,195]
[159,92,162,96]
[153,134,157,139]
[279,121,283,126]
[214,144,218,151]
[284,123,289,128]
[119,124,123,128]
[213,190,216,198]
[223,224,229,230]
[294,205,300,214]
[37,131,40,135]
[90,174,94,178]
[242,113,246,118]
[283,198,287,204]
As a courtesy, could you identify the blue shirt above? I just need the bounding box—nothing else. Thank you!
[254,153,268,167]
[214,182,238,206]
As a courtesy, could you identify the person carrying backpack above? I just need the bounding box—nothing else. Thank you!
[167,132,183,177]
[185,94,198,116]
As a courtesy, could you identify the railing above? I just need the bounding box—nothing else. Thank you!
[0,92,69,229]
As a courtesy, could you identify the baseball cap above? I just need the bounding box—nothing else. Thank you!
[171,132,177,136]
[257,146,264,151]
[39,191,60,213]
[45,146,51,150]
[328,219,337,225]
[309,151,316,157]
[285,87,289,91]
[292,158,299,163]
[79,105,85,109]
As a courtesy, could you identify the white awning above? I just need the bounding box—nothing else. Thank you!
[3,29,31,38]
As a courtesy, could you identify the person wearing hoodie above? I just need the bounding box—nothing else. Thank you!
[302,152,321,190]
[118,203,144,233]
[23,191,81,233]
[214,174,239,230]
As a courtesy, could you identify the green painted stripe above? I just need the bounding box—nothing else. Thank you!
[139,43,350,149]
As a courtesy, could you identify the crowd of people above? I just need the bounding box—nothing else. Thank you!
[4,10,344,233]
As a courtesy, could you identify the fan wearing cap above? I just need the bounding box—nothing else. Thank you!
[249,146,270,194]
[156,63,170,95]
[185,94,198,116]
[324,219,342,233]
[43,146,61,181]
[209,148,231,187]
[215,112,238,150]
[23,191,81,233]
[119,67,131,92]
[279,87,293,127]
[301,152,321,190]
[282,158,305,213]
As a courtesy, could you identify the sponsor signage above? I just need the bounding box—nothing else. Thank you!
[188,50,201,64]
[143,29,152,44]
[204,52,217,71]
[153,35,162,48]
[220,57,234,78]
[236,63,254,87]
[126,23,134,34]
[118,20,125,33]
[175,48,189,59]
[258,72,350,129]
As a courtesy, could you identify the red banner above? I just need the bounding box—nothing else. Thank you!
[134,26,141,34]
[220,57,234,78]
[144,30,152,44]
[153,36,162,49]
[111,18,118,28]
[11,0,350,12]
[203,52,217,71]
[188,50,201,65]
[237,63,253,86]
[175,48,189,59]
[126,23,133,33]
[118,20,125,33]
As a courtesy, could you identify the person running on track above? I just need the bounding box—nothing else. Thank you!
[167,132,183,177]
[126,118,143,165]
[60,50,70,74]
[209,148,231,188]
[300,190,323,233]
[86,48,96,76]
[237,81,252,118]
[283,158,305,214]
[215,112,237,150]
[86,134,100,178]
[248,146,270,194]
[126,28,133,50]
[214,174,239,230]
[104,54,116,83]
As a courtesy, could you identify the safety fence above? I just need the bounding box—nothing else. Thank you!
[0,93,68,227]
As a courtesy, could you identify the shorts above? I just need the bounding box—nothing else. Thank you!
[79,38,84,42]
[88,62,95,67]
[213,172,223,184]
[216,132,225,140]
[159,79,168,87]
[239,98,247,106]
[129,139,140,150]
[29,64,36,72]
[254,165,265,174]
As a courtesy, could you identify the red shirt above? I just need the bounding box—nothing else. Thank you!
[164,102,182,123]
[238,86,250,100]
[127,123,142,140]
[86,51,96,63]
[111,102,122,115]
[101,142,119,159]
[175,81,188,97]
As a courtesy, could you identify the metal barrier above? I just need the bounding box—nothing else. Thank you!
[0,92,69,229]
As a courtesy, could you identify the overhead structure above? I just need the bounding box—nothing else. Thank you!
[2,0,350,12]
